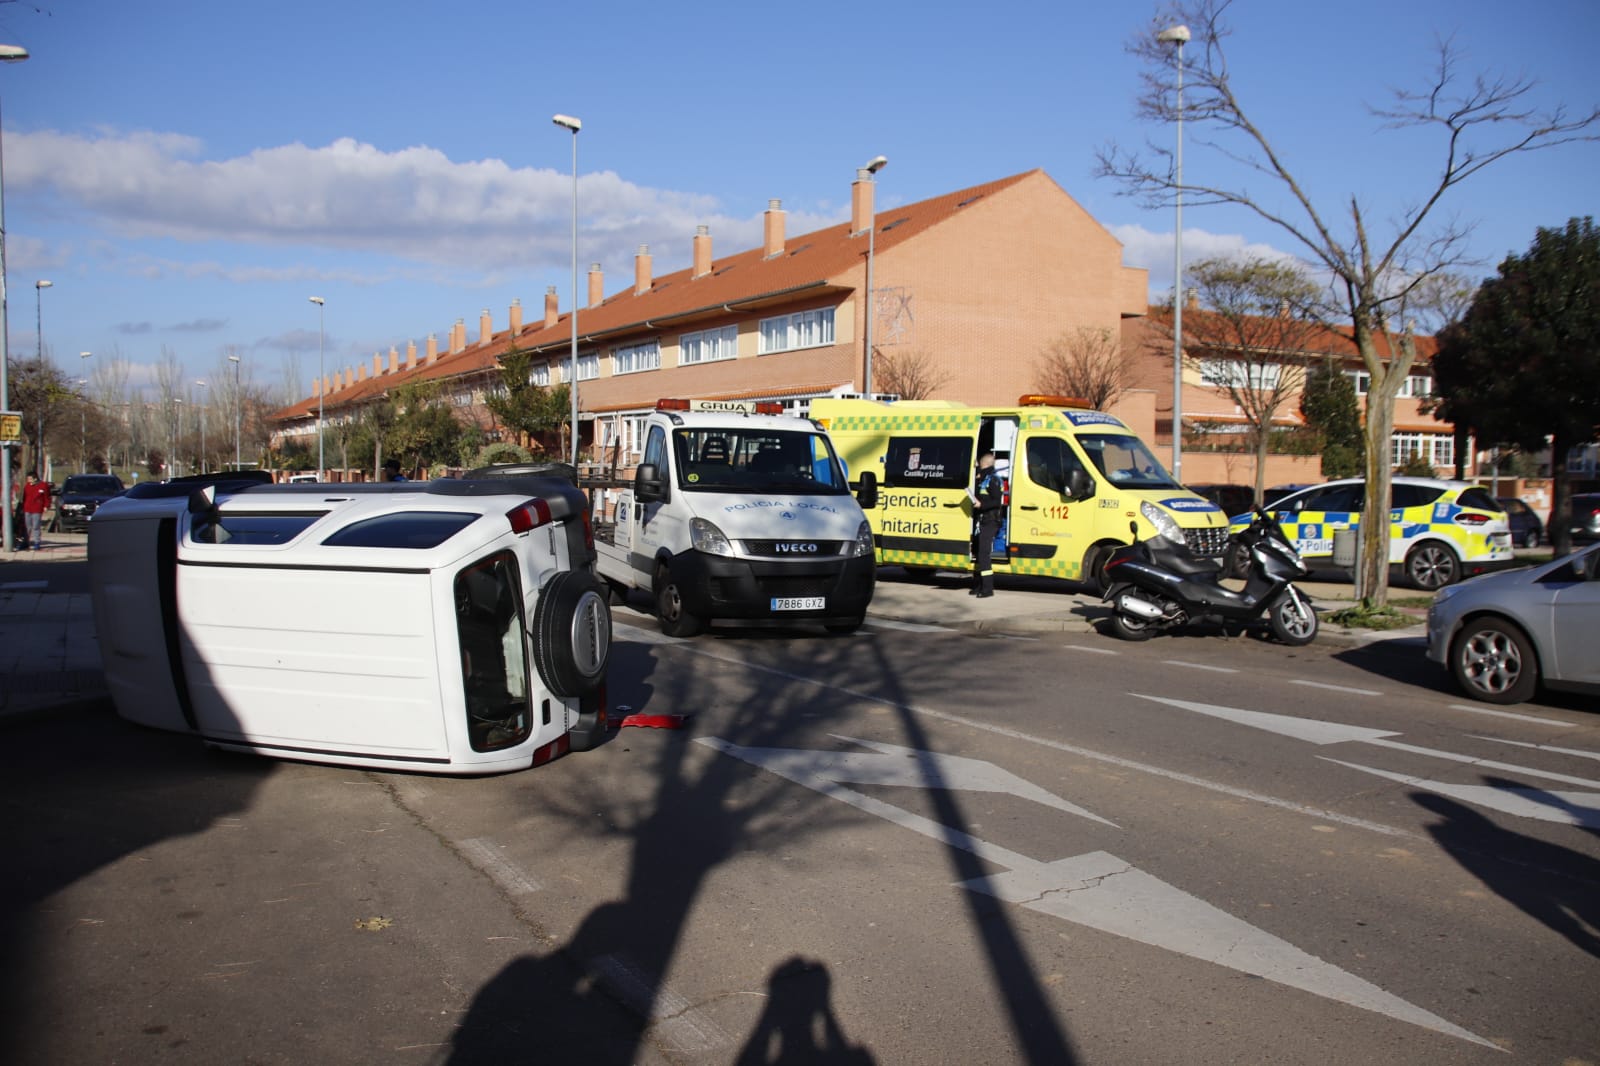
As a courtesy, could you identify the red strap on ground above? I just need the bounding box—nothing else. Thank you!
[617,713,692,730]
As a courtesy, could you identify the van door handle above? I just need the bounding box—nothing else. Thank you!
[1020,505,1040,511]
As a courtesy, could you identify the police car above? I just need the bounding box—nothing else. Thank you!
[1230,476,1514,590]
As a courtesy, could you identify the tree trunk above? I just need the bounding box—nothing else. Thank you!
[1549,429,1571,557]
[1352,320,1414,609]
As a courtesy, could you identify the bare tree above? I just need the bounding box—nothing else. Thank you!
[873,347,949,401]
[1034,327,1129,411]
[1153,255,1321,504]
[1097,0,1599,605]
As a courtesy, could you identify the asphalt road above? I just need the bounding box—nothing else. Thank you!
[3,603,1597,1064]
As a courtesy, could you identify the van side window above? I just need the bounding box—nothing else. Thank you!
[883,436,973,489]
[1025,437,1087,495]
[643,425,668,471]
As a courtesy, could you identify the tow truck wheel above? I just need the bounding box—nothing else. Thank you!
[654,563,704,638]
[530,571,612,698]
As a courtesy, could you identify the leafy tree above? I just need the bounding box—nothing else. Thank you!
[484,348,571,457]
[1097,0,1600,605]
[1034,328,1128,412]
[1432,217,1600,554]
[1300,360,1365,478]
[1154,255,1321,504]
[384,381,463,477]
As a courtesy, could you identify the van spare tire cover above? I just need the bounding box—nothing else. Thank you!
[531,571,612,698]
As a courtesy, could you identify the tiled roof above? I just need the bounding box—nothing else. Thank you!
[270,171,1041,424]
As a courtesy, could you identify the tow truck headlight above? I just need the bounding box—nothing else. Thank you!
[1139,500,1183,543]
[689,516,735,557]
[850,519,874,558]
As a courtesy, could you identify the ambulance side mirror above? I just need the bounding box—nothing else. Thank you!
[855,470,878,509]
[1067,468,1094,501]
[634,463,666,504]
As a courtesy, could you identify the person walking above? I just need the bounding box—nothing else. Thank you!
[969,451,1005,598]
[22,472,52,552]
[382,458,408,482]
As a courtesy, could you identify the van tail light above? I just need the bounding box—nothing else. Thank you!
[580,505,595,552]
[507,499,553,533]
[1454,512,1491,527]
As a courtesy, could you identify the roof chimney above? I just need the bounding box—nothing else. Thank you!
[692,225,711,279]
[588,263,603,308]
[313,378,321,398]
[478,308,492,346]
[451,318,465,353]
[357,363,368,382]
[764,199,785,258]
[509,298,522,335]
[342,368,352,389]
[544,286,559,328]
[1185,287,1199,310]
[851,169,876,237]
[426,334,438,363]
[406,340,417,369]
[388,346,399,373]
[634,244,652,295]
[372,353,382,377]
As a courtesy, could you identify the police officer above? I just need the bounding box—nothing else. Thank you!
[970,451,1004,597]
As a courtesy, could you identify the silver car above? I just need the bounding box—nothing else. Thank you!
[1426,542,1600,704]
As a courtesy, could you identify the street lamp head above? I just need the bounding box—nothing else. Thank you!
[0,44,29,62]
[552,113,582,132]
[1157,23,1191,44]
[36,279,52,290]
[308,296,324,306]
[195,380,207,387]
[80,351,91,359]
[228,354,241,364]
[864,155,888,175]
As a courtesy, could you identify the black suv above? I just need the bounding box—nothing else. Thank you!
[1562,493,1600,546]
[56,474,126,532]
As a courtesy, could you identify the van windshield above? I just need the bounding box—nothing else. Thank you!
[672,428,850,494]
[1076,433,1181,490]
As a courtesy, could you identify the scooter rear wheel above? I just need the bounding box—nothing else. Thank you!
[1109,609,1156,642]
[1267,591,1318,646]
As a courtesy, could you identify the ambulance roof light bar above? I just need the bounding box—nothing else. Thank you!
[1017,394,1093,409]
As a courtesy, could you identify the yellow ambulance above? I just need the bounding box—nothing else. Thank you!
[810,395,1230,588]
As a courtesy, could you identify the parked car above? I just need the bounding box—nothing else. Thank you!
[1262,484,1312,507]
[1558,493,1600,546]
[1496,497,1544,548]
[1186,483,1255,519]
[55,473,127,532]
[1427,541,1600,704]
[1236,477,1513,590]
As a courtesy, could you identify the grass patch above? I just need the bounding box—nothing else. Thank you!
[1387,596,1435,610]
[1325,604,1419,630]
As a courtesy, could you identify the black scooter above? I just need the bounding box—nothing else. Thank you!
[1101,508,1318,645]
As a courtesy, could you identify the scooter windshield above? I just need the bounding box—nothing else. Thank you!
[1077,434,1182,490]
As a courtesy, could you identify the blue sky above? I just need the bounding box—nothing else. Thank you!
[1,0,1595,402]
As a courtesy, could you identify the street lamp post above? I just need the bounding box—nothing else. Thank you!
[195,380,208,473]
[1159,23,1190,482]
[861,156,887,397]
[171,397,183,478]
[553,113,581,470]
[228,354,242,470]
[309,297,325,480]
[0,43,28,554]
[78,351,91,472]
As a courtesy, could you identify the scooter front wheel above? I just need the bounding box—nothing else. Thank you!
[1109,609,1157,642]
[1268,589,1318,646]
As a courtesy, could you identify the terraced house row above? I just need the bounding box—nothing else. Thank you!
[266,167,1472,491]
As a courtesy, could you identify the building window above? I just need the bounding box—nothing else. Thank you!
[681,324,737,365]
[1200,359,1281,390]
[601,414,647,457]
[577,352,599,381]
[612,340,661,376]
[1398,374,1432,399]
[758,308,834,354]
[1348,370,1370,395]
[530,361,550,387]
[1392,432,1454,468]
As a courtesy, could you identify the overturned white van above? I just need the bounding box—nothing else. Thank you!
[88,473,612,775]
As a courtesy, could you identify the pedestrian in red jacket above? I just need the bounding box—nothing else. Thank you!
[22,473,51,551]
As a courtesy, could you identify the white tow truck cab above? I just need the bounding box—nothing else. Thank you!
[811,395,1230,589]
[88,472,612,775]
[593,398,876,637]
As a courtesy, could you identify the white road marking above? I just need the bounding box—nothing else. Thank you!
[1367,738,1600,789]
[456,838,542,895]
[1061,643,1119,655]
[1290,679,1382,696]
[1471,736,1600,761]
[1449,703,1578,727]
[1323,760,1600,829]
[1163,660,1239,674]
[704,737,1493,1049]
[865,618,953,633]
[1131,695,1401,745]
[589,953,729,1054]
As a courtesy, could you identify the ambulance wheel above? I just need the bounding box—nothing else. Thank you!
[1405,542,1459,590]
[1081,546,1111,594]
[824,615,864,635]
[530,571,612,699]
[654,563,704,637]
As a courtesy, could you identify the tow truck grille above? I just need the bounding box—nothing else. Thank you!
[743,540,846,558]
[1185,526,1230,557]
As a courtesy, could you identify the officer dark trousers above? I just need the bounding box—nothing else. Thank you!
[972,516,999,597]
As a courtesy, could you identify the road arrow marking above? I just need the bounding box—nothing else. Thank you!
[701,736,1494,1048]
[1470,736,1600,762]
[1322,760,1600,829]
[1130,694,1402,745]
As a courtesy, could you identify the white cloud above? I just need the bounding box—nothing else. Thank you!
[8,129,793,274]
[1112,223,1307,295]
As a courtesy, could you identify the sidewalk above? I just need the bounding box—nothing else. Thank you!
[1,534,1424,724]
